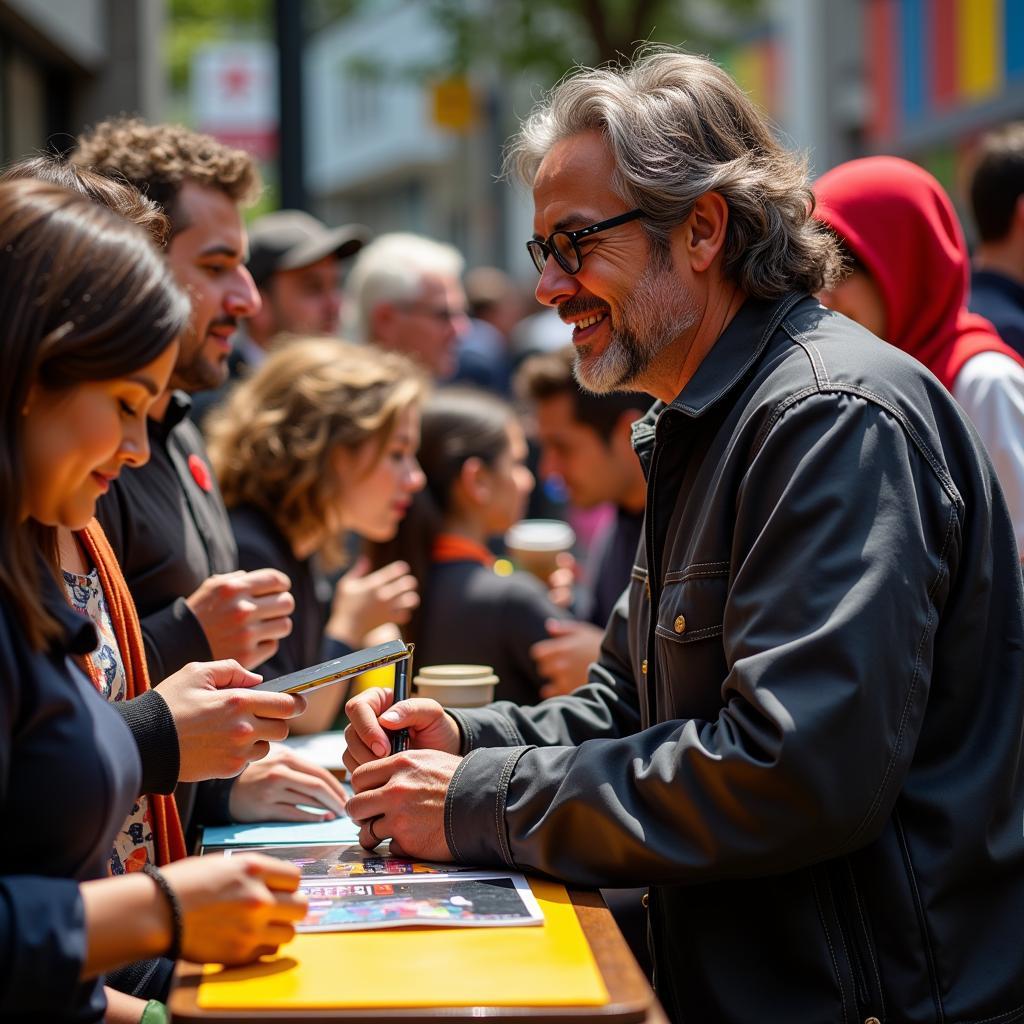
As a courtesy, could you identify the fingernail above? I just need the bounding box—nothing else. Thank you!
[380,710,400,722]
[372,741,389,757]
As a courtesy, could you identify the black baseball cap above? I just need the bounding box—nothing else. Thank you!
[247,210,370,287]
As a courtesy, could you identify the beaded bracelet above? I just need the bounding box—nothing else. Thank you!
[142,862,182,961]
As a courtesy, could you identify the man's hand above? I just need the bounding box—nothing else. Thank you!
[185,568,294,669]
[155,660,306,782]
[346,749,461,861]
[530,618,603,699]
[229,744,348,822]
[326,557,419,648]
[343,687,460,775]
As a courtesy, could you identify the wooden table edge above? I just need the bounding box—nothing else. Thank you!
[169,887,666,1023]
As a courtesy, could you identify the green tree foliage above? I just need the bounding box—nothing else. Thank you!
[425,0,761,84]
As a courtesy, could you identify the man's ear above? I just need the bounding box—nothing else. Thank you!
[674,191,730,274]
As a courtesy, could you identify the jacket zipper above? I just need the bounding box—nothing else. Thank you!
[827,863,884,1020]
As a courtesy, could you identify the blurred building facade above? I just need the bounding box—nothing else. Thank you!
[305,0,518,272]
[304,0,1024,271]
[0,0,164,161]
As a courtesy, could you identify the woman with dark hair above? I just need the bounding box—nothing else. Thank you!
[371,388,570,705]
[207,336,426,734]
[0,178,305,1024]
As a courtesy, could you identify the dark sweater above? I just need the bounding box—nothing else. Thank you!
[416,560,569,705]
[970,268,1024,358]
[228,503,350,681]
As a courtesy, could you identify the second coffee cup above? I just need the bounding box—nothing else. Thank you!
[503,518,576,581]
[412,664,499,708]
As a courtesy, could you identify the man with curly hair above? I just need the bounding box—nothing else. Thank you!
[72,121,342,837]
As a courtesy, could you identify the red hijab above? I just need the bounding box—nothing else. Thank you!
[813,155,1024,390]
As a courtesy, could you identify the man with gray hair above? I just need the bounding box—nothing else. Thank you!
[343,51,1024,1022]
[344,231,469,378]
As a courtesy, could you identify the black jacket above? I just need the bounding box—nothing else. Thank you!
[444,294,1024,1023]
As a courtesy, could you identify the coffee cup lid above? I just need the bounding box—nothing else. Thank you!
[416,664,495,680]
[504,519,576,551]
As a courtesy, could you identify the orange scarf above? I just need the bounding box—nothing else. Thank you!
[78,519,187,865]
[432,534,495,567]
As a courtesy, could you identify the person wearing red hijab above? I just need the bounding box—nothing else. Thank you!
[814,155,1024,560]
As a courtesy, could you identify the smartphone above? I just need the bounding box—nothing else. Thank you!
[254,639,411,696]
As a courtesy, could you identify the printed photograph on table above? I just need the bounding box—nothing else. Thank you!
[222,842,473,878]
[298,872,544,932]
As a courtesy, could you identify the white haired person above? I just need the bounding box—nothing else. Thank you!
[344,232,469,379]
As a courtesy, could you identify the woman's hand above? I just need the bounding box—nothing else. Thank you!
[326,557,419,647]
[228,743,347,821]
[163,853,307,966]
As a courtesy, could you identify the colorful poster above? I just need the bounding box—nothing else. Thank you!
[222,842,469,879]
[298,873,544,932]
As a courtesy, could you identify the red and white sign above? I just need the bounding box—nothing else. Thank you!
[191,42,278,161]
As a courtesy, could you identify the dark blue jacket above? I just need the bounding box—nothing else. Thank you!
[0,568,141,1022]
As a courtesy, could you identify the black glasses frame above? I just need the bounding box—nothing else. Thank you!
[526,208,645,275]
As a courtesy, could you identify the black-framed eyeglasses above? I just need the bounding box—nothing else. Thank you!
[526,209,645,276]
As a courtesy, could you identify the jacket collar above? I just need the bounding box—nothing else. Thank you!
[631,291,808,460]
[149,390,193,441]
[667,292,806,418]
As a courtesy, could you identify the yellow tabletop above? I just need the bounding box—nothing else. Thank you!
[196,877,609,1011]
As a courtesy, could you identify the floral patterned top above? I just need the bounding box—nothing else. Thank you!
[63,567,155,874]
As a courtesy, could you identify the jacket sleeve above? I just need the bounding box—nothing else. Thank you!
[110,689,180,795]
[446,392,959,886]
[0,619,97,1015]
[0,877,97,1016]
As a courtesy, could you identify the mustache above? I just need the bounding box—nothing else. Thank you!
[208,315,239,333]
[558,297,610,323]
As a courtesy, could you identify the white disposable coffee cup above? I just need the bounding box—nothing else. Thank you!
[413,664,499,708]
[503,518,576,581]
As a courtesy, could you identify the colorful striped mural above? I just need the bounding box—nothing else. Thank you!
[721,32,780,119]
[868,0,1024,143]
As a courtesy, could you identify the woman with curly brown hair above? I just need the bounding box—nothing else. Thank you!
[207,337,426,733]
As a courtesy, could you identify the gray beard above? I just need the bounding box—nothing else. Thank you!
[572,262,698,395]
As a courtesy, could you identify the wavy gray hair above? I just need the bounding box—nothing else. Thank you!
[506,50,841,299]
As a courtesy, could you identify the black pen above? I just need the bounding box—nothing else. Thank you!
[390,643,413,753]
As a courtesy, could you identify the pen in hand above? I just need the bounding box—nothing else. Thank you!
[389,644,413,754]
